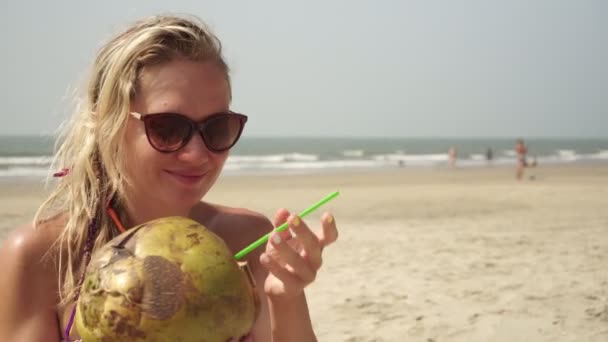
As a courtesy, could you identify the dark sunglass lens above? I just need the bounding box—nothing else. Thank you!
[201,115,243,151]
[145,114,192,152]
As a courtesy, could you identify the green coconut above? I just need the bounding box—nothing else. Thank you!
[75,216,259,342]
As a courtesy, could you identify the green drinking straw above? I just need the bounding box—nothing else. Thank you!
[234,190,340,260]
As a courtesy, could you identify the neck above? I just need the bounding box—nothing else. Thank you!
[121,195,193,229]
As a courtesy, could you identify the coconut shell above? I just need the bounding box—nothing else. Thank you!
[75,216,259,342]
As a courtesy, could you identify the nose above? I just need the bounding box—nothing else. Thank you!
[175,131,211,163]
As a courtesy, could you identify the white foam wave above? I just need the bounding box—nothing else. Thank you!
[0,156,53,166]
[373,153,448,165]
[469,154,485,161]
[503,150,517,157]
[228,153,319,163]
[588,150,608,160]
[343,150,364,157]
[0,167,50,177]
[224,159,388,171]
[556,150,579,161]
[2,148,608,178]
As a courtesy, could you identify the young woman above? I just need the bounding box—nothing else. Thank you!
[0,15,338,342]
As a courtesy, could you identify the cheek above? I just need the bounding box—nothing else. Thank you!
[210,152,229,171]
[123,121,159,178]
[206,153,229,185]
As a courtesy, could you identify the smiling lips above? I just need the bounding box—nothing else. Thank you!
[165,169,207,185]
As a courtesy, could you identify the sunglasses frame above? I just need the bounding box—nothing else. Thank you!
[130,111,248,153]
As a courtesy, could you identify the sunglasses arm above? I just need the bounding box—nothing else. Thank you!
[130,112,143,120]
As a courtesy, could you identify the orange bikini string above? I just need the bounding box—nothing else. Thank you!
[107,205,127,233]
[53,167,126,233]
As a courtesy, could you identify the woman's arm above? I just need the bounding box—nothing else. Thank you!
[249,256,316,342]
[241,214,316,341]
[248,209,338,342]
[195,203,338,341]
[0,226,61,342]
[267,293,316,341]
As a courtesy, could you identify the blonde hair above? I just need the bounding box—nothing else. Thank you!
[34,14,230,304]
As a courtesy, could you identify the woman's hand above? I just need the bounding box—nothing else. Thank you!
[260,208,338,299]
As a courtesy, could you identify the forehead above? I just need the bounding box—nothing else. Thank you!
[134,59,230,119]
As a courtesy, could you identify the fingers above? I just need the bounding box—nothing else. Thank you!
[268,229,316,283]
[266,212,337,276]
[287,215,322,270]
[318,212,338,248]
[273,208,293,242]
[273,208,290,227]
[260,251,305,296]
[262,210,339,299]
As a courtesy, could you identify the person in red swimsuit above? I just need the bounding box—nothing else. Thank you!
[515,138,528,180]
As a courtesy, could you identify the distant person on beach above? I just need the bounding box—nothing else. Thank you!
[515,138,528,180]
[485,147,493,166]
[448,146,457,168]
[0,15,338,342]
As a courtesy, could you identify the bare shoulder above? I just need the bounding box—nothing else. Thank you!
[0,218,62,294]
[0,219,63,340]
[191,202,274,255]
[1,222,56,271]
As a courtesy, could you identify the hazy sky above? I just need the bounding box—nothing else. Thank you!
[0,0,606,138]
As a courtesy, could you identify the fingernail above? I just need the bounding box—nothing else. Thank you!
[326,214,334,224]
[291,216,300,226]
[260,253,269,264]
[272,233,282,244]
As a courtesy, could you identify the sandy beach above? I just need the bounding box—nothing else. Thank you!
[1,164,607,341]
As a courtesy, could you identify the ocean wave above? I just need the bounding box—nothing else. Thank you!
[342,150,365,157]
[503,150,517,157]
[556,150,579,161]
[224,159,388,171]
[0,166,50,177]
[228,153,319,163]
[2,149,608,178]
[588,150,608,160]
[0,156,53,166]
[372,153,448,164]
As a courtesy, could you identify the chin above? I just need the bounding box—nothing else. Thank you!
[170,188,206,208]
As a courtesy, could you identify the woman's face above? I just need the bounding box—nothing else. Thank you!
[124,59,232,215]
